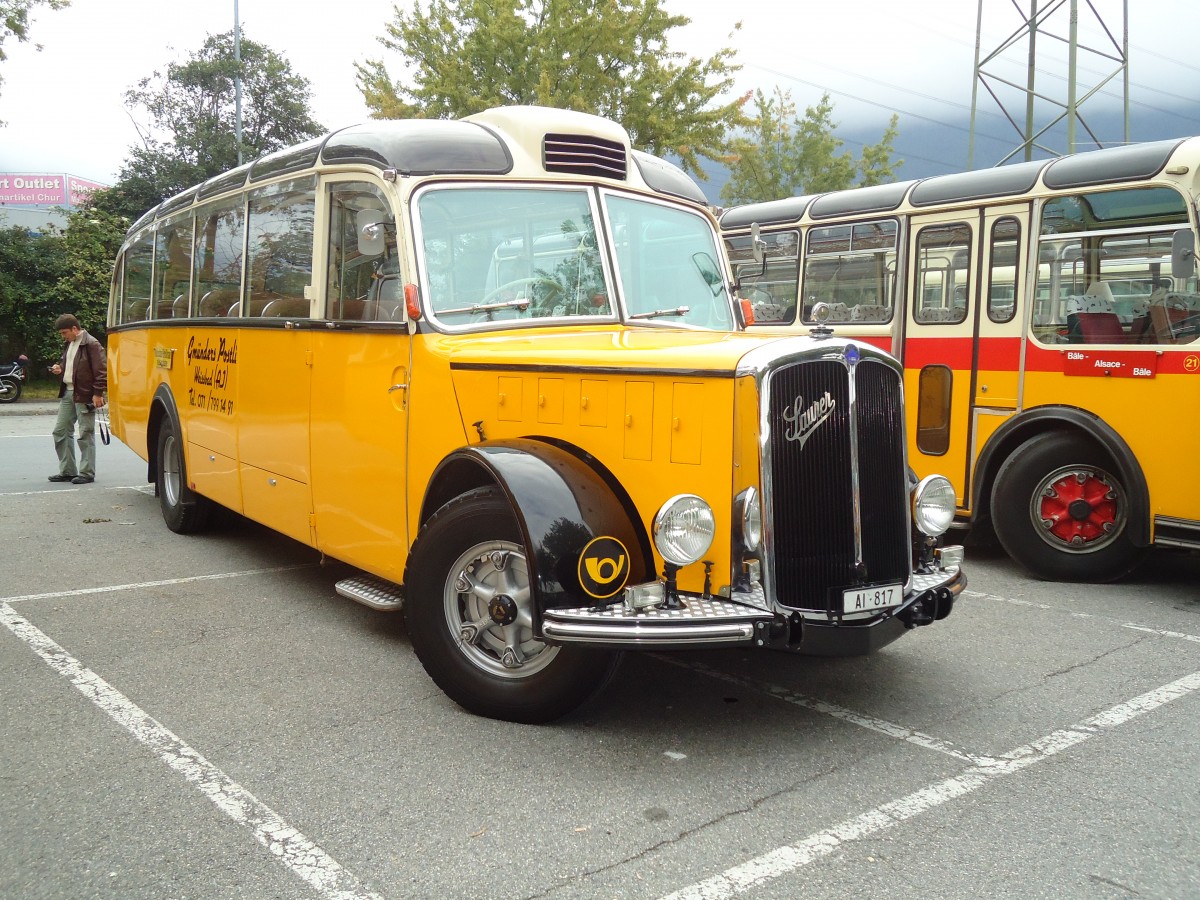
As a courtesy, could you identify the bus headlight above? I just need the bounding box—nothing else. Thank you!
[654,494,716,566]
[735,487,762,552]
[912,475,956,537]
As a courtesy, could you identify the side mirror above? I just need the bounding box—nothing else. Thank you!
[733,222,768,296]
[1172,228,1195,280]
[357,209,388,257]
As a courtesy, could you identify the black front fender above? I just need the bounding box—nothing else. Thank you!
[422,440,652,619]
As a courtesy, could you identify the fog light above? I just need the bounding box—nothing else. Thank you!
[624,582,665,611]
[935,545,965,569]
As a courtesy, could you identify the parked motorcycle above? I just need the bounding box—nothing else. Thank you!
[0,354,30,403]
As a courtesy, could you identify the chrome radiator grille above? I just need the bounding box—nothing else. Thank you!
[766,357,910,611]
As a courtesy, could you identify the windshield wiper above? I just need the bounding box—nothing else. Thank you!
[438,298,530,318]
[629,305,690,320]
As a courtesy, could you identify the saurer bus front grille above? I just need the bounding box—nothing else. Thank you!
[542,133,628,179]
[766,357,910,612]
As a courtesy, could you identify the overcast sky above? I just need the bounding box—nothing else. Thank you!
[1,0,1197,186]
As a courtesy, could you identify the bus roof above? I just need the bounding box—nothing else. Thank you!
[719,136,1200,231]
[127,106,708,235]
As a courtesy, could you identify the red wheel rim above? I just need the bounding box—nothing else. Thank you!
[1033,465,1125,551]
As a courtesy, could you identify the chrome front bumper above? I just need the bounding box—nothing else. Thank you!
[540,564,966,652]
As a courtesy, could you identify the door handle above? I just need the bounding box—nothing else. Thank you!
[388,383,408,393]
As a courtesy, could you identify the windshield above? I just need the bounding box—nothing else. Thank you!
[415,184,734,330]
[417,186,613,326]
[603,192,735,329]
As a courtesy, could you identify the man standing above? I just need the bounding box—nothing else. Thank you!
[48,314,107,485]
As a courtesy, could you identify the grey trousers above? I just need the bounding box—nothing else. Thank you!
[52,395,96,479]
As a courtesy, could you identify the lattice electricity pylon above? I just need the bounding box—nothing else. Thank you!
[968,0,1129,167]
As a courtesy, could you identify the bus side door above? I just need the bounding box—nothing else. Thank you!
[968,205,1030,509]
[308,326,411,582]
[307,177,412,583]
[905,210,978,509]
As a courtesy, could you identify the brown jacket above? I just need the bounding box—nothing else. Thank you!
[57,330,107,404]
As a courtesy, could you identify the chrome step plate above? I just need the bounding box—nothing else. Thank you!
[547,594,765,624]
[335,575,404,612]
[541,595,771,646]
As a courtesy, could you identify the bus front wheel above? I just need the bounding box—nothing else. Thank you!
[991,431,1144,582]
[404,486,620,723]
[156,421,213,534]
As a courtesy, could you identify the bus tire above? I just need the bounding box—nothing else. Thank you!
[156,420,213,534]
[991,431,1144,582]
[404,486,620,723]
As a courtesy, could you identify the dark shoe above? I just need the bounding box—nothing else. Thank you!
[71,475,94,484]
[48,474,75,482]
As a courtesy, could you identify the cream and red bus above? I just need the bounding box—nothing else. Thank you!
[107,105,965,722]
[721,137,1200,582]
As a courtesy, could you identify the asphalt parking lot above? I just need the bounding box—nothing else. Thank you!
[2,410,1199,899]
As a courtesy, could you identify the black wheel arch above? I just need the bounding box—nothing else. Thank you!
[413,437,653,619]
[971,405,1151,547]
[147,384,183,487]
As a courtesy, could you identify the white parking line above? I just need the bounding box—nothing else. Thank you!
[661,656,990,765]
[0,602,382,900]
[0,484,154,498]
[661,670,1200,899]
[2,565,317,604]
[965,589,1200,644]
[1121,624,1200,645]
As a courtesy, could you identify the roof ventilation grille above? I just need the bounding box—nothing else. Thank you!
[543,133,627,179]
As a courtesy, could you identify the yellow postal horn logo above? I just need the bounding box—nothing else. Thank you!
[578,536,631,600]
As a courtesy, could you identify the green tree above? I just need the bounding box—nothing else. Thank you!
[119,31,324,217]
[857,114,901,187]
[356,0,747,178]
[0,224,66,363]
[720,89,901,206]
[0,0,69,98]
[51,197,128,345]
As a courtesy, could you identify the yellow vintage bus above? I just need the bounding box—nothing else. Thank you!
[721,137,1200,583]
[108,105,964,722]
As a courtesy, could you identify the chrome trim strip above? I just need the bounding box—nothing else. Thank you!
[1153,515,1200,549]
[549,595,763,622]
[541,620,756,644]
[847,352,864,568]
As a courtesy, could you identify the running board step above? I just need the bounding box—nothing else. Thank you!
[335,574,404,612]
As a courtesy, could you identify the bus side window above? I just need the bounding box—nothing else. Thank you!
[153,215,194,319]
[245,177,316,318]
[914,224,970,325]
[727,230,800,324]
[988,218,1020,324]
[194,198,245,318]
[326,181,398,321]
[916,365,952,455]
[122,229,154,324]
